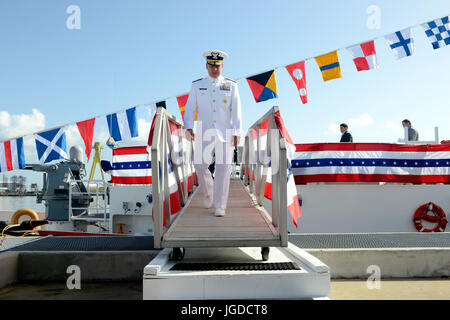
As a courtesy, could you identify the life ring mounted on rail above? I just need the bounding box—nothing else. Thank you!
[11,208,42,230]
[413,202,447,233]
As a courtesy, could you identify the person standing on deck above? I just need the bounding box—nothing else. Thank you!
[339,123,353,142]
[184,50,242,217]
[402,119,419,142]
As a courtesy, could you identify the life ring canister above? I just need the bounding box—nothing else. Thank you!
[413,202,447,233]
[11,208,41,229]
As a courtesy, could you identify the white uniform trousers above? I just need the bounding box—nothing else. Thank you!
[194,131,233,210]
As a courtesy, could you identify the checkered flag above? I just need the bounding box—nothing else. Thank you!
[422,16,450,50]
[347,40,379,71]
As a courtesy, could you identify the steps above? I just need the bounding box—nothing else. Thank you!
[143,242,330,300]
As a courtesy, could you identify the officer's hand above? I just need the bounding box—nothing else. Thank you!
[233,135,240,146]
[186,129,195,141]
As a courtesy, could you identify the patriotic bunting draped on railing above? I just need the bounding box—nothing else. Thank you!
[1,14,449,170]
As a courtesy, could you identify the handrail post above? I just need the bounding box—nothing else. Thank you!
[434,126,439,143]
[166,121,186,207]
[404,126,409,144]
[161,118,172,228]
[240,141,245,181]
[182,126,188,202]
[68,182,72,222]
[279,138,288,247]
[104,184,107,224]
[151,111,164,248]
[271,120,280,228]
[257,115,273,206]
[249,136,254,194]
[255,127,261,197]
[243,136,249,185]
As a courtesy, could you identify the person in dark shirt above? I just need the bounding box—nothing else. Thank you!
[339,123,353,142]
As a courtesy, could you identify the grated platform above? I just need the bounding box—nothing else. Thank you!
[170,262,300,271]
[1,236,155,252]
[290,232,450,249]
[1,233,449,252]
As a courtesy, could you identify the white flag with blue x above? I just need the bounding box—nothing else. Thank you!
[384,28,414,59]
[35,127,68,164]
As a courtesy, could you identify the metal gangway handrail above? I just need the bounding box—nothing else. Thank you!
[151,106,289,249]
[151,107,196,248]
[241,106,288,247]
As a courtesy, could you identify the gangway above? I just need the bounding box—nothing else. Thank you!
[150,107,289,254]
[144,106,330,300]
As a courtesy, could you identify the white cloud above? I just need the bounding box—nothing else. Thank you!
[0,108,45,141]
[0,109,46,164]
[375,120,404,142]
[136,118,151,144]
[385,120,402,133]
[327,123,340,135]
[23,136,38,163]
[93,128,110,147]
[326,113,374,135]
[347,113,374,128]
[66,125,83,150]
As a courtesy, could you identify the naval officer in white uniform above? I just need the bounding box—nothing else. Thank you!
[184,50,242,217]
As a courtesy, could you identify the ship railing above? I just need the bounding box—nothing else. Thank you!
[241,106,288,246]
[404,126,439,144]
[68,179,109,223]
[151,107,196,248]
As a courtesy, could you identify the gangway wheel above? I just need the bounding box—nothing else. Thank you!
[170,247,185,261]
[261,247,270,261]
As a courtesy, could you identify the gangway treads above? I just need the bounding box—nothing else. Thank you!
[170,262,300,271]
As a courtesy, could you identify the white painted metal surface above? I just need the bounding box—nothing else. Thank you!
[109,185,154,234]
[284,184,450,233]
[143,242,330,300]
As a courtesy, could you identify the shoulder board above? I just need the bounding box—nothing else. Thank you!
[192,78,204,83]
[225,77,236,83]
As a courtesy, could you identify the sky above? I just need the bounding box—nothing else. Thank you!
[1,0,450,187]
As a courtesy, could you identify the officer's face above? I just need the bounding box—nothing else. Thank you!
[206,63,223,78]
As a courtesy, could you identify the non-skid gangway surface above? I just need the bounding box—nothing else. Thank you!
[161,179,280,248]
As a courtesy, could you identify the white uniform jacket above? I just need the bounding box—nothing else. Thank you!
[184,75,242,143]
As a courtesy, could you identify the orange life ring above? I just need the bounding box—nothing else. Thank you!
[413,202,447,232]
[11,208,41,230]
